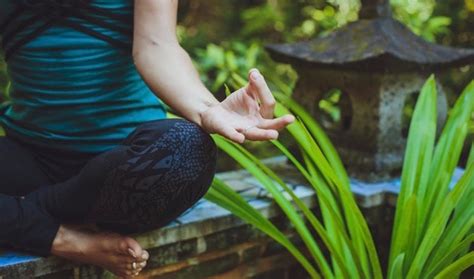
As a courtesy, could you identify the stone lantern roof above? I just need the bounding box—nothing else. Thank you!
[266,0,474,72]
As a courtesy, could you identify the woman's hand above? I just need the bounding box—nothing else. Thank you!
[200,69,295,143]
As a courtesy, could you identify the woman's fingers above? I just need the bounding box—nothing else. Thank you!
[258,114,295,130]
[247,69,276,119]
[219,125,246,144]
[243,127,279,141]
[217,114,294,143]
[218,125,282,143]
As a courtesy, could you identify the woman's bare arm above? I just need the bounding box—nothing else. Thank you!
[133,0,217,127]
[133,0,294,143]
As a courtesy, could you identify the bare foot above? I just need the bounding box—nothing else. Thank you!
[51,225,149,278]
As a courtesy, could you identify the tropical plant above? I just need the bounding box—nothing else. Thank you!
[205,75,474,278]
[391,0,452,42]
[387,77,474,278]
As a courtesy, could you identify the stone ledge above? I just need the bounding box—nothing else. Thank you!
[0,156,465,278]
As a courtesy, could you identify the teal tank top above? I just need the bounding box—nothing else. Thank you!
[0,0,167,153]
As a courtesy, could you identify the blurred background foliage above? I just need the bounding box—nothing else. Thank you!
[172,0,474,100]
[0,0,473,150]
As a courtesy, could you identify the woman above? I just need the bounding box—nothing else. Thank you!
[0,0,294,277]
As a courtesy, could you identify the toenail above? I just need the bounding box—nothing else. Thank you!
[128,248,137,258]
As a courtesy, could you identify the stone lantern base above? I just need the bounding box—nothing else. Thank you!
[292,67,448,181]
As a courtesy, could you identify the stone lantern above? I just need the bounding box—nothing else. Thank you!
[266,0,474,181]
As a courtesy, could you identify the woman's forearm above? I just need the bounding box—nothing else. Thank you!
[133,41,219,127]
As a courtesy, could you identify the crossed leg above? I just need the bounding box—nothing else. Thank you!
[0,119,217,277]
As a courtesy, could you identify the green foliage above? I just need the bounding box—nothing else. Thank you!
[389,77,474,278]
[194,42,260,92]
[318,89,343,125]
[208,71,382,279]
[192,41,297,97]
[240,4,286,38]
[391,0,452,41]
[239,0,359,41]
[179,0,451,45]
[179,0,465,94]
[207,111,382,278]
[206,75,474,278]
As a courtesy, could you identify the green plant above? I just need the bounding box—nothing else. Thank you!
[391,0,452,42]
[239,0,359,41]
[205,75,474,278]
[194,42,261,92]
[192,42,296,97]
[388,77,474,278]
[235,0,449,42]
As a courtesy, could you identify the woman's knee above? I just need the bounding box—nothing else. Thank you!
[167,119,217,188]
[130,118,217,191]
[145,119,217,217]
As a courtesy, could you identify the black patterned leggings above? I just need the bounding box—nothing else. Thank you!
[0,119,217,255]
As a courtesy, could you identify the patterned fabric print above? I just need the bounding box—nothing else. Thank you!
[89,121,217,233]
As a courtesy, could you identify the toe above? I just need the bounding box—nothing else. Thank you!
[121,237,143,259]
[140,250,149,261]
[122,260,136,271]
